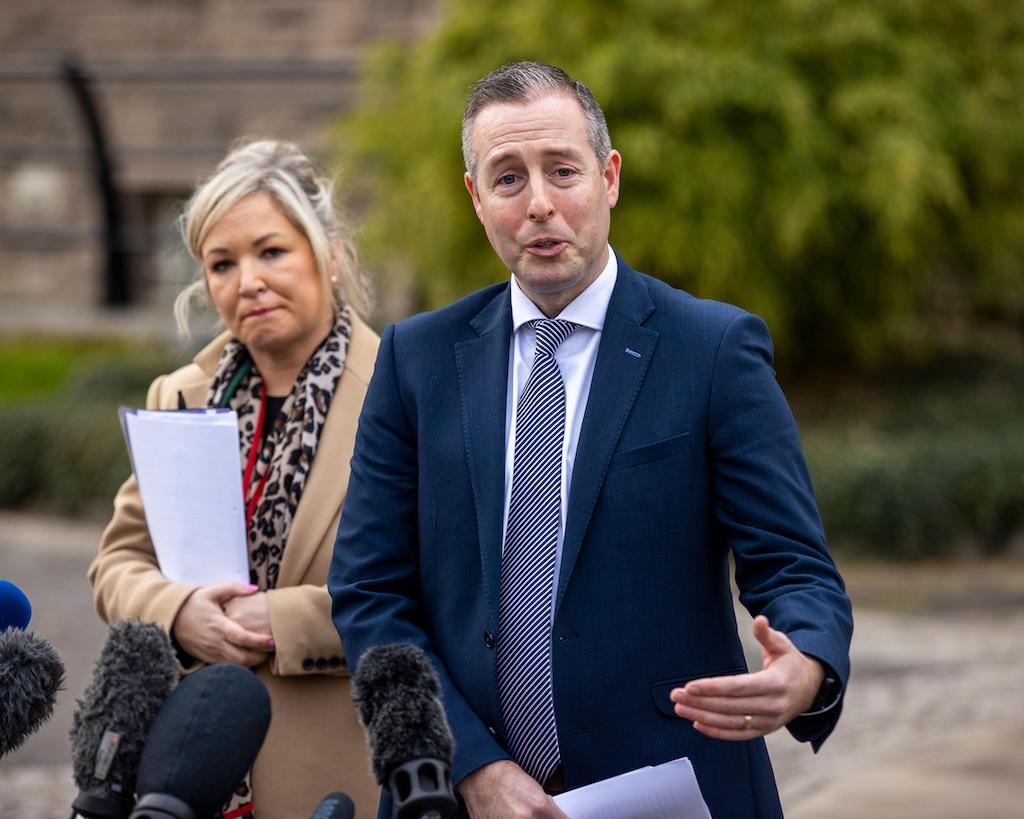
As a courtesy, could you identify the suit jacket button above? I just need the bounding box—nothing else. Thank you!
[315,657,328,671]
[487,725,498,737]
[302,658,315,671]
[328,656,342,669]
[484,630,495,649]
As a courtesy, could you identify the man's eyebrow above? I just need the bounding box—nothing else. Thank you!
[482,150,520,172]
[483,146,586,173]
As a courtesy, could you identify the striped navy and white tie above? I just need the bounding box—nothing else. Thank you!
[497,317,577,784]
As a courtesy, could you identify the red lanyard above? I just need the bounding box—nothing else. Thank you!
[242,382,271,532]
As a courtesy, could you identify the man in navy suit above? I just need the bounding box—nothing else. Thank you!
[330,61,852,818]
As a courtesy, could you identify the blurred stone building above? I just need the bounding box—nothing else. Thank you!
[0,0,437,337]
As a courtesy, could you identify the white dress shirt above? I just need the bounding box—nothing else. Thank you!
[502,247,618,602]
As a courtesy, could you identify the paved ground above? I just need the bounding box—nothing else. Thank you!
[1,511,1022,818]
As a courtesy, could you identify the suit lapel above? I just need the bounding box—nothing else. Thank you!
[279,317,377,586]
[557,261,658,610]
[455,287,513,626]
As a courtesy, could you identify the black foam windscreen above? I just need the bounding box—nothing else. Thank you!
[0,628,64,756]
[70,619,178,817]
[0,579,32,631]
[134,663,271,818]
[310,791,356,819]
[351,643,455,786]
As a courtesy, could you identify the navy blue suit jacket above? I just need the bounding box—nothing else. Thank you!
[330,256,853,818]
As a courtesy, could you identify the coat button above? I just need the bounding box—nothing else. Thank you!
[328,656,342,669]
[484,630,495,649]
[302,658,315,671]
[315,657,328,671]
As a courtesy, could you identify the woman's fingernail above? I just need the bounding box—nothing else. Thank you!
[248,584,259,591]
[268,639,276,648]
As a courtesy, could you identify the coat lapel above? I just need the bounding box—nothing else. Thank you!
[455,287,513,626]
[556,260,658,610]
[279,316,378,586]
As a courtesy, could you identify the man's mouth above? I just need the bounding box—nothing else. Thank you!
[526,239,567,256]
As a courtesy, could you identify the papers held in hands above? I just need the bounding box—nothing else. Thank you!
[553,756,711,819]
[120,407,249,586]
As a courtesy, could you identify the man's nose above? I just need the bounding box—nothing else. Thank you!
[526,179,555,222]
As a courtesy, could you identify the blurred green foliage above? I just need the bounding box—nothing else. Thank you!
[0,337,1020,557]
[0,338,180,517]
[795,351,1024,558]
[334,0,1024,371]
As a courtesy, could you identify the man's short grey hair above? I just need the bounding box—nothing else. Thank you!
[461,61,612,181]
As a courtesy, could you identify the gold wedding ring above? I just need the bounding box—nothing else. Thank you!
[743,714,753,729]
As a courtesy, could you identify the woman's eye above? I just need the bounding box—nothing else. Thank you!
[209,260,232,273]
[262,247,284,260]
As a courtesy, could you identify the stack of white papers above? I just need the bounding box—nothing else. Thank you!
[120,407,249,587]
[553,756,711,819]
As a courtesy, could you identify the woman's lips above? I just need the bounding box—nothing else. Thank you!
[525,240,567,257]
[245,306,278,319]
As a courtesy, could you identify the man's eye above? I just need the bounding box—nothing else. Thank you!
[555,167,574,178]
[498,174,518,186]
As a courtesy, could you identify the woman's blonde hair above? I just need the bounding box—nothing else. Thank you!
[173,139,370,336]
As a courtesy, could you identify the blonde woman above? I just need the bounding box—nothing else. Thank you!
[89,140,379,818]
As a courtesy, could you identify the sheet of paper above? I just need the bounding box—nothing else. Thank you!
[121,407,249,586]
[553,756,711,819]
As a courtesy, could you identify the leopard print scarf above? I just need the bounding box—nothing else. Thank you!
[204,306,351,818]
[207,306,352,589]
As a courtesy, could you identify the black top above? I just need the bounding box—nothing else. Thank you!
[263,395,288,443]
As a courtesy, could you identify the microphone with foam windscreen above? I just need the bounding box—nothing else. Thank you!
[0,626,65,756]
[352,644,458,819]
[129,663,271,819]
[310,791,356,819]
[70,619,178,819]
[0,578,33,631]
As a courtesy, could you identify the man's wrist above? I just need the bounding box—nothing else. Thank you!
[800,669,841,716]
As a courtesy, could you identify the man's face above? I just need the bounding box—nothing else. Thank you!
[465,92,621,316]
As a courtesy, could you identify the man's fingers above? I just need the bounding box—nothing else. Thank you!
[676,668,777,698]
[674,699,787,740]
[691,720,761,741]
[673,692,783,716]
[753,614,792,655]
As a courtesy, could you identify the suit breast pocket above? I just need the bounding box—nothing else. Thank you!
[607,431,691,474]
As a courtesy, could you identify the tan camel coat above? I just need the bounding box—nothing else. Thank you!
[89,315,380,819]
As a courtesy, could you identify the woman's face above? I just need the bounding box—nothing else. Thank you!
[200,192,333,360]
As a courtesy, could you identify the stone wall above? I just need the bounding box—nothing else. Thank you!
[0,0,437,327]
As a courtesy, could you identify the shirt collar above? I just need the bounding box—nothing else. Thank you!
[510,245,618,333]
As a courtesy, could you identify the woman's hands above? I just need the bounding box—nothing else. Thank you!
[172,582,275,667]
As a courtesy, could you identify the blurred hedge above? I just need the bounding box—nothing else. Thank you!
[1,338,1021,559]
[333,0,1024,372]
[807,428,1024,560]
[796,350,1024,558]
[0,341,180,518]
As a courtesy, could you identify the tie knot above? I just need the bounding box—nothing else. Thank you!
[532,319,576,358]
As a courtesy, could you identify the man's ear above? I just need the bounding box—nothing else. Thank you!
[464,172,485,223]
[604,149,622,209]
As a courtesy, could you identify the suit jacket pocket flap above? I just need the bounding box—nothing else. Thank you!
[650,666,746,717]
[608,431,691,473]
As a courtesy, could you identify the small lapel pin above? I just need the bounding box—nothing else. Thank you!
[624,348,641,359]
